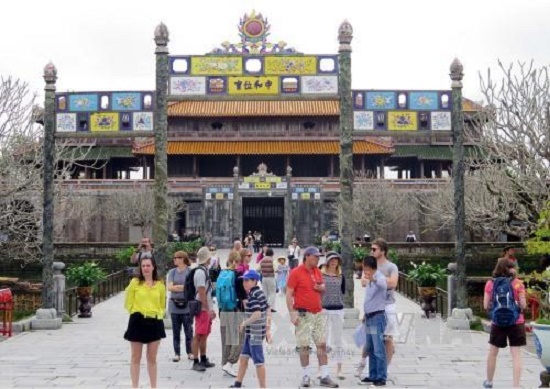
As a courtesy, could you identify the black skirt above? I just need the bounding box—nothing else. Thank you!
[124,312,166,344]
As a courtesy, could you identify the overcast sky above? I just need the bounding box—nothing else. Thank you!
[1,0,549,103]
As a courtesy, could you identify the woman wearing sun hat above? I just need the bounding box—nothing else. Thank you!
[320,250,346,380]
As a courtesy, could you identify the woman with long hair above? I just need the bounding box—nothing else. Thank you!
[166,251,194,362]
[124,254,166,389]
[482,257,527,388]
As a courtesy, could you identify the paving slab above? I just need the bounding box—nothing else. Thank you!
[0,248,543,388]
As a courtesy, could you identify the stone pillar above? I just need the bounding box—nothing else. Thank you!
[232,166,241,241]
[52,262,65,318]
[450,58,467,309]
[380,158,385,179]
[285,166,294,245]
[337,20,355,308]
[41,62,56,310]
[153,23,170,273]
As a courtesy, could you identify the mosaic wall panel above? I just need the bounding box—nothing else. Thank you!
[55,91,154,134]
[353,90,452,131]
[353,111,374,131]
[431,111,452,131]
[264,56,317,75]
[56,113,77,132]
[409,92,439,110]
[228,76,279,95]
[205,186,233,200]
[90,112,119,132]
[240,175,286,190]
[301,76,338,94]
[292,186,320,200]
[191,57,243,76]
[133,112,153,131]
[169,55,338,97]
[112,92,142,111]
[387,111,418,131]
[365,92,396,110]
[170,77,207,96]
[69,94,99,111]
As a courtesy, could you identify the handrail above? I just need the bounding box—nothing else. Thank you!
[396,271,449,319]
[64,270,129,317]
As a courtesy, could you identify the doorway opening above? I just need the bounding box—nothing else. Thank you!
[242,197,284,247]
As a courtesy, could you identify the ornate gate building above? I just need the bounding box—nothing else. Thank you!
[51,11,481,246]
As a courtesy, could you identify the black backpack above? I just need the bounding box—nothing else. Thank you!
[184,266,209,302]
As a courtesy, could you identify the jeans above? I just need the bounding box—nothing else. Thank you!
[365,312,387,382]
[171,313,193,356]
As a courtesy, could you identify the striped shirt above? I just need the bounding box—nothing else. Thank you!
[260,256,275,277]
[245,285,268,337]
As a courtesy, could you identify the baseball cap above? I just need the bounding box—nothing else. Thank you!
[303,246,322,257]
[240,269,261,281]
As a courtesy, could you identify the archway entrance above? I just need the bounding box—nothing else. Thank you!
[242,197,284,247]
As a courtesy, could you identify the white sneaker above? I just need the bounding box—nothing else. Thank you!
[222,362,237,377]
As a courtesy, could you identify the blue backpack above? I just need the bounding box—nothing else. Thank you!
[490,277,520,326]
[216,269,238,311]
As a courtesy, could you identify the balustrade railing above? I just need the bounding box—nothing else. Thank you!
[397,271,449,319]
[64,270,129,317]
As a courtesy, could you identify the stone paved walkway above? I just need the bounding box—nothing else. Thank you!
[0,248,543,388]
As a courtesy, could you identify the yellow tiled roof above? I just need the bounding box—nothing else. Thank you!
[168,100,340,117]
[133,141,393,155]
[168,98,480,117]
[462,97,484,112]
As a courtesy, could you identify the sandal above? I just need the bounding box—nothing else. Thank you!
[172,356,180,362]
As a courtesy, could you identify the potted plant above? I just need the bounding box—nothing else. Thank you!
[524,269,550,376]
[407,261,447,317]
[353,246,368,276]
[66,262,107,318]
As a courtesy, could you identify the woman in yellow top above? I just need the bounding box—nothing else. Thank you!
[124,254,166,389]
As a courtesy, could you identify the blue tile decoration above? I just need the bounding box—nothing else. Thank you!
[69,94,99,112]
[409,92,439,110]
[112,92,142,111]
[366,92,396,110]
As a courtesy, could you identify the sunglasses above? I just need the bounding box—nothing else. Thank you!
[371,247,378,252]
[173,256,182,259]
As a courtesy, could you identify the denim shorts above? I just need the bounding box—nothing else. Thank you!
[241,334,265,366]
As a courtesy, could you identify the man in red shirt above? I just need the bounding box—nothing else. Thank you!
[286,246,338,388]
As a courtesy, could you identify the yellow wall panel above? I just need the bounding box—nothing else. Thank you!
[228,76,279,95]
[264,56,317,75]
[191,57,243,75]
[388,111,418,131]
[90,112,119,132]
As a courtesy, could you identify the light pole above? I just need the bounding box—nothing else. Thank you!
[450,58,467,309]
[153,23,169,272]
[337,20,355,307]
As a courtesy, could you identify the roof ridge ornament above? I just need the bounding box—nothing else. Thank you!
[210,10,299,55]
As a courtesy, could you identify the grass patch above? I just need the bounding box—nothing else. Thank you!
[12,310,34,322]
[470,316,484,331]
